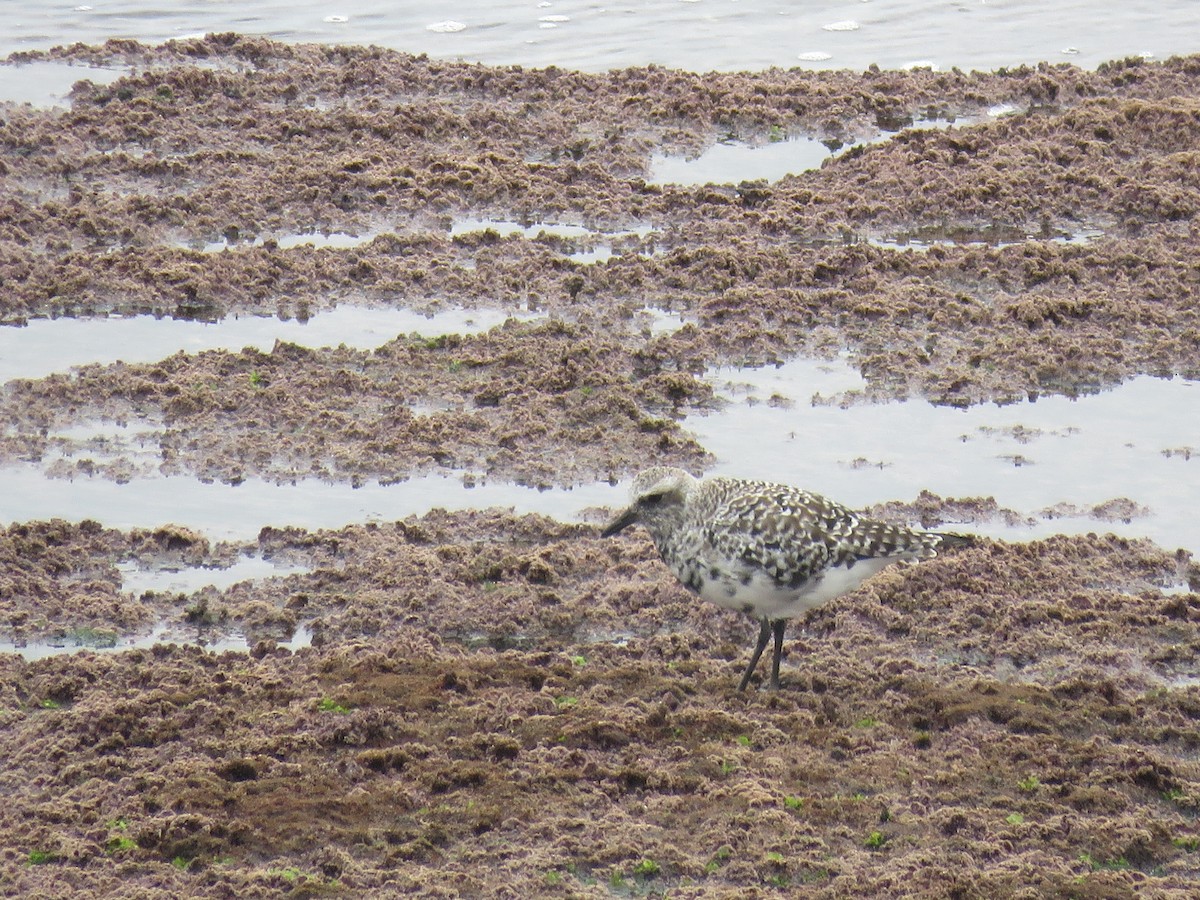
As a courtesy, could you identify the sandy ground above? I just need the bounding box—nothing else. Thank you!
[2,35,1200,897]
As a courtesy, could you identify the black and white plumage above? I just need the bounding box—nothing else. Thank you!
[601,466,972,691]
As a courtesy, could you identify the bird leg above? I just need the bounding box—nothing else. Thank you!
[738,618,773,692]
[769,619,786,691]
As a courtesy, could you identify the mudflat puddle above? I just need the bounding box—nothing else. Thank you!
[117,553,312,595]
[867,226,1104,251]
[180,230,381,253]
[695,357,1200,553]
[0,59,128,106]
[649,136,838,186]
[2,554,313,659]
[183,221,657,264]
[1,355,1195,554]
[449,218,656,264]
[0,304,540,383]
[0,465,622,541]
[0,622,313,662]
[648,120,969,187]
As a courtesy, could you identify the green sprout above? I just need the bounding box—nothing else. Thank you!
[632,858,661,877]
[106,835,137,854]
[1079,852,1131,872]
[704,845,733,874]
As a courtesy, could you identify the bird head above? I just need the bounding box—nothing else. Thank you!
[600,466,696,538]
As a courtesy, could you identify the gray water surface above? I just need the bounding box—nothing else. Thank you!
[0,465,622,541]
[0,305,540,384]
[695,357,1200,552]
[2,1,1197,74]
[2,353,1196,552]
[0,622,314,661]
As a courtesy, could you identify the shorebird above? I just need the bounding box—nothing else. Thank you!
[601,466,972,691]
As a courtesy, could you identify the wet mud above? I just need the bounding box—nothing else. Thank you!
[3,41,1200,486]
[4,513,1200,897]
[3,35,1200,897]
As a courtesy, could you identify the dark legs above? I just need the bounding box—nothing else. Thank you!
[737,618,787,692]
[769,619,786,691]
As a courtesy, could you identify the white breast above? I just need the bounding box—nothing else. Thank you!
[695,557,897,620]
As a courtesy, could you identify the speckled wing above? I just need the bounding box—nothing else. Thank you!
[698,480,848,589]
[698,478,940,590]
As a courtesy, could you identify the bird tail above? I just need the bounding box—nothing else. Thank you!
[934,531,975,550]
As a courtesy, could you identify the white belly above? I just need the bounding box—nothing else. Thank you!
[695,557,896,620]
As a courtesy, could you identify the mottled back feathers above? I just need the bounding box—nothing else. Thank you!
[602,466,969,615]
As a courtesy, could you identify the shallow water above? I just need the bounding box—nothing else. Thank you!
[649,136,836,186]
[0,59,127,105]
[179,230,381,253]
[0,621,313,661]
[0,464,622,541]
[694,357,1200,552]
[449,218,656,263]
[2,353,1196,553]
[866,227,1104,251]
[2,1,1198,74]
[1,5,1197,669]
[449,218,599,240]
[648,121,963,186]
[0,305,540,384]
[118,554,312,595]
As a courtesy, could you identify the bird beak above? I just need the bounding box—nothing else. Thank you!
[600,505,639,538]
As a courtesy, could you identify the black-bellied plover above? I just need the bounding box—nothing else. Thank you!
[601,466,972,691]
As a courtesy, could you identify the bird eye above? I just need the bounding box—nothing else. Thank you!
[641,492,665,506]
